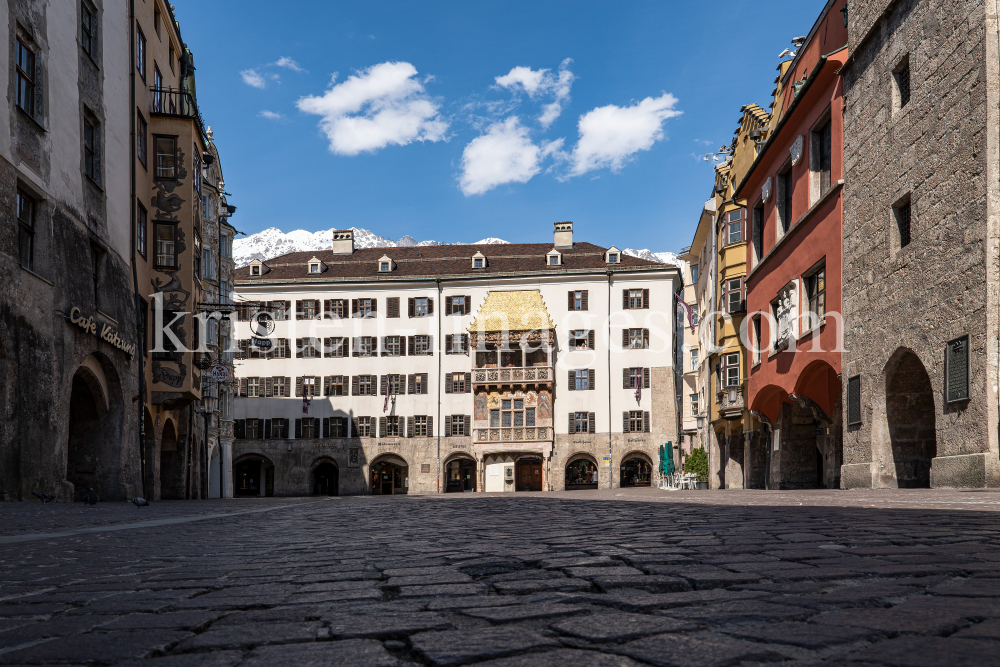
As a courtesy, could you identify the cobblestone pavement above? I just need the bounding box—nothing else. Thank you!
[3,489,1000,666]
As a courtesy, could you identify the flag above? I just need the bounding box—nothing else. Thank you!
[302,395,308,414]
[675,293,696,334]
[383,392,390,413]
[635,381,641,403]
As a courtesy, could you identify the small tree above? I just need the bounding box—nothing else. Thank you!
[687,446,709,483]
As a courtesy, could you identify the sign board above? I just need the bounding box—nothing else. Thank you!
[251,337,272,349]
[210,364,230,382]
[603,455,611,466]
[945,334,970,403]
[250,311,275,338]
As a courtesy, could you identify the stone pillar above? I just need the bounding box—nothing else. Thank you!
[542,455,548,491]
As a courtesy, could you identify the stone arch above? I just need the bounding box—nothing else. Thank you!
[791,360,843,489]
[565,452,598,490]
[620,450,653,487]
[234,453,275,497]
[443,453,477,493]
[884,348,936,488]
[370,454,409,495]
[310,456,339,496]
[66,353,124,501]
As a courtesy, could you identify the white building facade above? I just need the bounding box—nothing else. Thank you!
[230,223,681,496]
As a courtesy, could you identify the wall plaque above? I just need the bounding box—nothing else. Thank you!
[945,334,970,403]
[847,375,862,425]
[348,448,360,468]
[421,464,430,473]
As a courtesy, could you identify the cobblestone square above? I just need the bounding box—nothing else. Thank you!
[3,489,1000,665]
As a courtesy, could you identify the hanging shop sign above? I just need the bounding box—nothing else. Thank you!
[68,307,136,359]
[250,311,275,338]
[210,364,230,382]
[251,337,272,349]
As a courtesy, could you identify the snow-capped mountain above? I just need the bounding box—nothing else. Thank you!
[232,226,684,269]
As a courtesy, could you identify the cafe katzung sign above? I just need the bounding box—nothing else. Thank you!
[69,307,136,359]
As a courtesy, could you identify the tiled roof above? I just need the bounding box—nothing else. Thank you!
[469,290,555,333]
[235,242,669,283]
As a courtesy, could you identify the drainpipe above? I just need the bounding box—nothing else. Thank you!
[129,0,147,501]
[607,270,613,489]
[436,278,442,494]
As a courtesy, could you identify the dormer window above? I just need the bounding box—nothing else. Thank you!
[380,262,390,272]
[377,254,395,273]
[248,259,267,277]
[546,249,562,267]
[309,263,320,274]
[306,256,325,275]
[251,265,260,276]
[605,246,622,264]
[471,251,487,269]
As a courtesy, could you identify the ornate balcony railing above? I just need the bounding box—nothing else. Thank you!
[472,366,552,385]
[150,87,207,139]
[476,427,549,442]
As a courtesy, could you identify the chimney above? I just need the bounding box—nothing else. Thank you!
[332,229,354,255]
[553,221,574,249]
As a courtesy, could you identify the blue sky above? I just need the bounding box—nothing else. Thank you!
[174,0,826,252]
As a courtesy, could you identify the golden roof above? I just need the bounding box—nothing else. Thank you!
[469,290,555,333]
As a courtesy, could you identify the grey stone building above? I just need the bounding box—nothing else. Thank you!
[0,0,140,501]
[840,0,1000,487]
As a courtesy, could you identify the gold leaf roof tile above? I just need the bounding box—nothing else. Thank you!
[468,290,555,333]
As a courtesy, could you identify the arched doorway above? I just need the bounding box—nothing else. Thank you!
[620,453,652,487]
[312,459,339,496]
[67,369,107,499]
[445,456,476,492]
[515,456,542,491]
[565,454,598,490]
[370,455,408,495]
[234,455,274,497]
[159,419,184,499]
[886,350,936,488]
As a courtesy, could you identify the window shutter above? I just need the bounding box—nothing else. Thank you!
[408,336,415,356]
[643,289,650,309]
[623,368,630,389]
[240,378,248,397]
[623,289,629,309]
[408,298,415,318]
[387,297,399,319]
[588,330,595,350]
[427,336,433,355]
[643,368,650,389]
[589,369,595,390]
[370,299,377,315]
[445,376,452,394]
[323,418,330,438]
[567,370,575,390]
[622,329,629,348]
[465,373,472,392]
[294,338,301,358]
[420,374,429,394]
[581,291,588,311]
[408,374,415,394]
[566,412,574,434]
[568,291,575,310]
[644,412,650,433]
[464,296,472,313]
[445,416,452,437]
[235,419,246,439]
[296,300,304,319]
[295,419,302,438]
[351,299,358,317]
[379,417,386,438]
[428,299,434,315]
[426,416,433,437]
[263,419,271,440]
[265,377,273,397]
[380,375,388,396]
[322,376,329,397]
[445,335,453,355]
[445,296,452,315]
[588,413,595,434]
[323,299,331,319]
[643,329,649,349]
[623,412,630,433]
[464,415,471,434]
[352,376,359,396]
[284,378,291,398]
[295,377,303,397]
[407,416,414,438]
[282,419,289,438]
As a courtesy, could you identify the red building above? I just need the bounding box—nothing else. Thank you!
[737,0,847,489]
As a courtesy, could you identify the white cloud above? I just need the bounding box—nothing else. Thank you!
[495,59,575,128]
[240,69,267,89]
[259,110,284,121]
[459,117,543,196]
[296,61,448,156]
[274,57,306,73]
[569,93,681,175]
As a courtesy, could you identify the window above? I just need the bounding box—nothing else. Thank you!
[627,410,647,433]
[410,297,430,318]
[805,266,826,323]
[137,112,147,167]
[894,58,911,109]
[81,116,96,182]
[727,210,742,244]
[722,353,740,387]
[202,249,215,280]
[270,419,288,439]
[17,189,34,271]
[81,3,97,59]
[574,369,590,391]
[271,377,290,397]
[894,199,912,248]
[752,202,764,262]
[727,278,743,314]
[816,120,832,196]
[448,373,466,394]
[626,328,649,349]
[692,312,699,326]
[169,43,175,73]
[15,39,36,117]
[608,253,619,264]
[355,298,374,318]
[153,66,163,112]
[154,223,176,269]
[413,416,430,437]
[301,418,318,439]
[135,24,146,81]
[570,330,592,350]
[193,151,201,194]
[779,166,794,232]
[324,337,346,358]
[154,6,161,36]
[380,261,390,272]
[324,299,346,319]
[387,374,404,395]
[309,263,319,274]
[250,265,260,276]
[302,376,318,397]
[574,412,590,434]
[474,258,484,268]
[383,416,401,437]
[91,245,101,305]
[412,335,431,356]
[245,418,260,439]
[690,349,699,371]
[446,334,468,354]
[326,375,345,397]
[154,136,176,179]
[296,338,319,359]
[356,416,373,438]
[328,417,346,438]
[354,336,375,358]
[752,314,762,365]
[501,399,527,429]
[410,373,428,395]
[448,415,468,437]
[625,288,649,310]
[384,336,402,356]
[568,290,589,311]
[627,367,643,389]
[358,375,375,396]
[202,195,213,221]
[548,255,559,266]
[691,264,700,284]
[448,295,468,315]
[247,377,261,398]
[690,394,700,416]
[490,409,500,428]
[297,299,319,320]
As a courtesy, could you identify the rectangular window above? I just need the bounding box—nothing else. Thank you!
[327,376,345,397]
[752,202,764,262]
[301,418,318,439]
[329,417,346,438]
[569,290,588,311]
[137,112,147,167]
[414,297,428,317]
[247,377,261,398]
[727,278,743,314]
[17,189,35,271]
[629,411,644,433]
[447,334,468,354]
[270,418,287,439]
[358,336,374,357]
[450,415,467,437]
[628,289,644,309]
[81,3,97,59]
[414,416,429,437]
[297,338,319,359]
[384,336,402,356]
[384,416,401,437]
[356,416,373,438]
[691,264,700,284]
[412,373,427,395]
[449,373,465,394]
[357,298,373,318]
[723,353,740,387]
[895,61,911,109]
[690,394,700,416]
[817,120,832,196]
[490,409,500,428]
[135,24,146,81]
[15,39,36,117]
[780,167,794,232]
[154,223,176,269]
[847,375,862,425]
[325,299,346,319]
[152,66,163,112]
[752,314,762,365]
[154,136,176,179]
[895,200,912,248]
[574,369,590,391]
[450,295,467,315]
[245,418,260,439]
[324,337,346,358]
[387,374,404,395]
[806,266,826,321]
[628,367,643,389]
[414,335,430,356]
[727,210,741,244]
[169,43,176,73]
[690,349,699,371]
[359,375,374,396]
[84,118,98,182]
[570,330,591,350]
[136,202,147,258]
[627,328,649,349]
[272,377,289,397]
[574,412,590,434]
[297,299,319,320]
[302,376,318,397]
